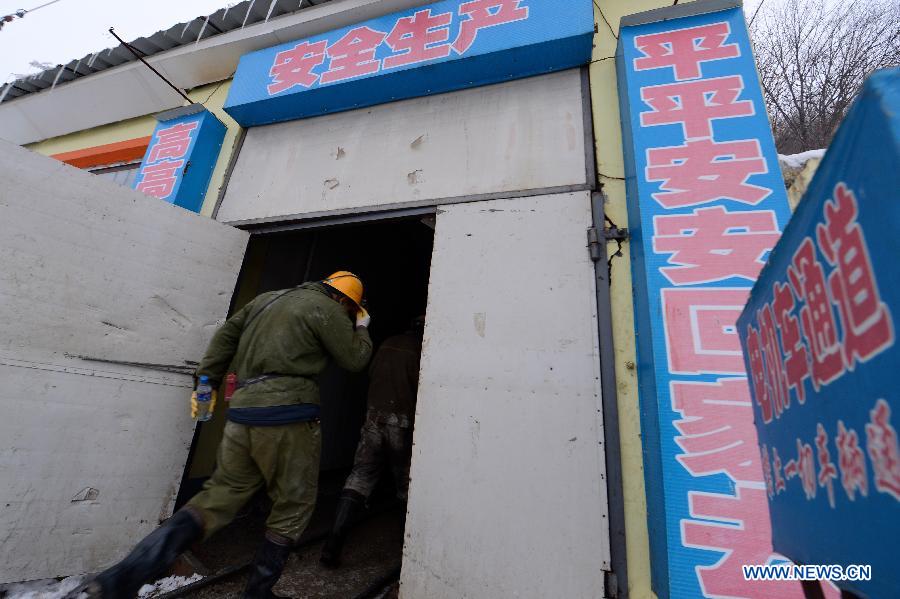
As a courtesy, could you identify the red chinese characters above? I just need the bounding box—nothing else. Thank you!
[815,423,838,508]
[147,122,197,163]
[135,160,184,200]
[797,439,816,500]
[682,487,803,598]
[772,281,810,404]
[866,399,900,501]
[384,9,452,69]
[646,138,769,208]
[836,420,868,501]
[671,379,763,485]
[453,0,528,54]
[788,238,844,389]
[268,40,328,94]
[640,76,754,139]
[817,184,895,368]
[634,22,740,80]
[663,288,749,374]
[773,447,786,493]
[653,206,780,285]
[321,26,387,85]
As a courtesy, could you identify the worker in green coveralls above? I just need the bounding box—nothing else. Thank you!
[79,271,373,599]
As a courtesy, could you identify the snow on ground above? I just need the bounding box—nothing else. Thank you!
[138,574,203,597]
[1,574,203,599]
[779,148,826,169]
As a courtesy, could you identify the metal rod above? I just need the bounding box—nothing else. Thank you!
[73,355,195,375]
[590,191,630,599]
[108,27,194,104]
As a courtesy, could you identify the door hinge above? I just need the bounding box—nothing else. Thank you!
[587,226,630,262]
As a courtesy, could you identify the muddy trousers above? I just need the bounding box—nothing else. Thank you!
[187,420,321,543]
[342,416,412,500]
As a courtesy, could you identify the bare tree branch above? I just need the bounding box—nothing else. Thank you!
[751,0,900,153]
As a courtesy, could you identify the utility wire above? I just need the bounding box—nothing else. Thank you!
[1,0,66,30]
[749,0,768,27]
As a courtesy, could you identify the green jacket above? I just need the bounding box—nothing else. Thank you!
[197,282,372,409]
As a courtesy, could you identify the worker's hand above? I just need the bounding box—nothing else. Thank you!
[356,308,371,329]
[190,390,218,418]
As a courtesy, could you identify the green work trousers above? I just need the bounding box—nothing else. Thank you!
[187,420,321,543]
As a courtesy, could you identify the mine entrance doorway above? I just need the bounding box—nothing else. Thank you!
[179,212,435,597]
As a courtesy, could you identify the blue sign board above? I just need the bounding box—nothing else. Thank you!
[224,0,593,127]
[617,2,806,597]
[133,106,226,213]
[737,68,900,599]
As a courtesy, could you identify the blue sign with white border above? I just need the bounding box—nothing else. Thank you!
[224,0,593,127]
[617,2,809,597]
[737,68,900,599]
[133,106,226,214]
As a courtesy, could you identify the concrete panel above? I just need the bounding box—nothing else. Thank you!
[401,192,609,598]
[0,140,248,582]
[217,69,588,223]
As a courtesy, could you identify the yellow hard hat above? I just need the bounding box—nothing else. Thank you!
[322,271,364,308]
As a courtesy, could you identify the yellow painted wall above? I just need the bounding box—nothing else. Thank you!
[590,1,701,597]
[26,79,243,218]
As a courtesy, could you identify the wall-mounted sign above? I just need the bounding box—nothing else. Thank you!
[617,1,809,597]
[737,68,899,599]
[133,106,226,213]
[224,0,593,127]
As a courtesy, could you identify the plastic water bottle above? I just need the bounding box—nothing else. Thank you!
[196,375,213,422]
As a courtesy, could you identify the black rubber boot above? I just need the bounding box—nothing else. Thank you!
[319,489,365,569]
[81,509,204,599]
[241,536,293,599]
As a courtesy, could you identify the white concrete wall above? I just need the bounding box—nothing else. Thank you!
[218,69,589,223]
[0,139,248,582]
[401,192,610,599]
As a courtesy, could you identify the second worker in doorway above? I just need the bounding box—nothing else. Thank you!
[320,316,425,568]
[78,271,373,599]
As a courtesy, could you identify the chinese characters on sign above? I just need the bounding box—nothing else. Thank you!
[619,7,804,597]
[746,184,895,425]
[135,122,197,200]
[267,1,530,95]
[736,66,899,598]
[225,0,595,127]
[132,108,226,213]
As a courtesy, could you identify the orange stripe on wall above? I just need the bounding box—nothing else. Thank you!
[51,136,152,169]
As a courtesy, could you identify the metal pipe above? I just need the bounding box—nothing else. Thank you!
[590,190,630,599]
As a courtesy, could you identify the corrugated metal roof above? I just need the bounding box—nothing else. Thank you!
[0,0,334,104]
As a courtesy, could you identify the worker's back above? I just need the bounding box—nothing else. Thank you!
[198,282,372,411]
[366,330,422,420]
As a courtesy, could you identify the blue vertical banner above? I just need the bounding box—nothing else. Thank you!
[737,69,900,599]
[617,2,810,597]
[133,106,226,213]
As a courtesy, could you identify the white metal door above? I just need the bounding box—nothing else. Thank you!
[402,192,610,598]
[0,140,249,583]
[217,69,589,224]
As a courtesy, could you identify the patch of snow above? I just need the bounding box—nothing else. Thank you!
[2,575,86,599]
[137,574,203,598]
[2,573,202,599]
[779,149,826,169]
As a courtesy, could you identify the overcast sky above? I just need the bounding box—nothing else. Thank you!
[0,0,769,85]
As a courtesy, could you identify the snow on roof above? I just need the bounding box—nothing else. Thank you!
[0,0,334,105]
